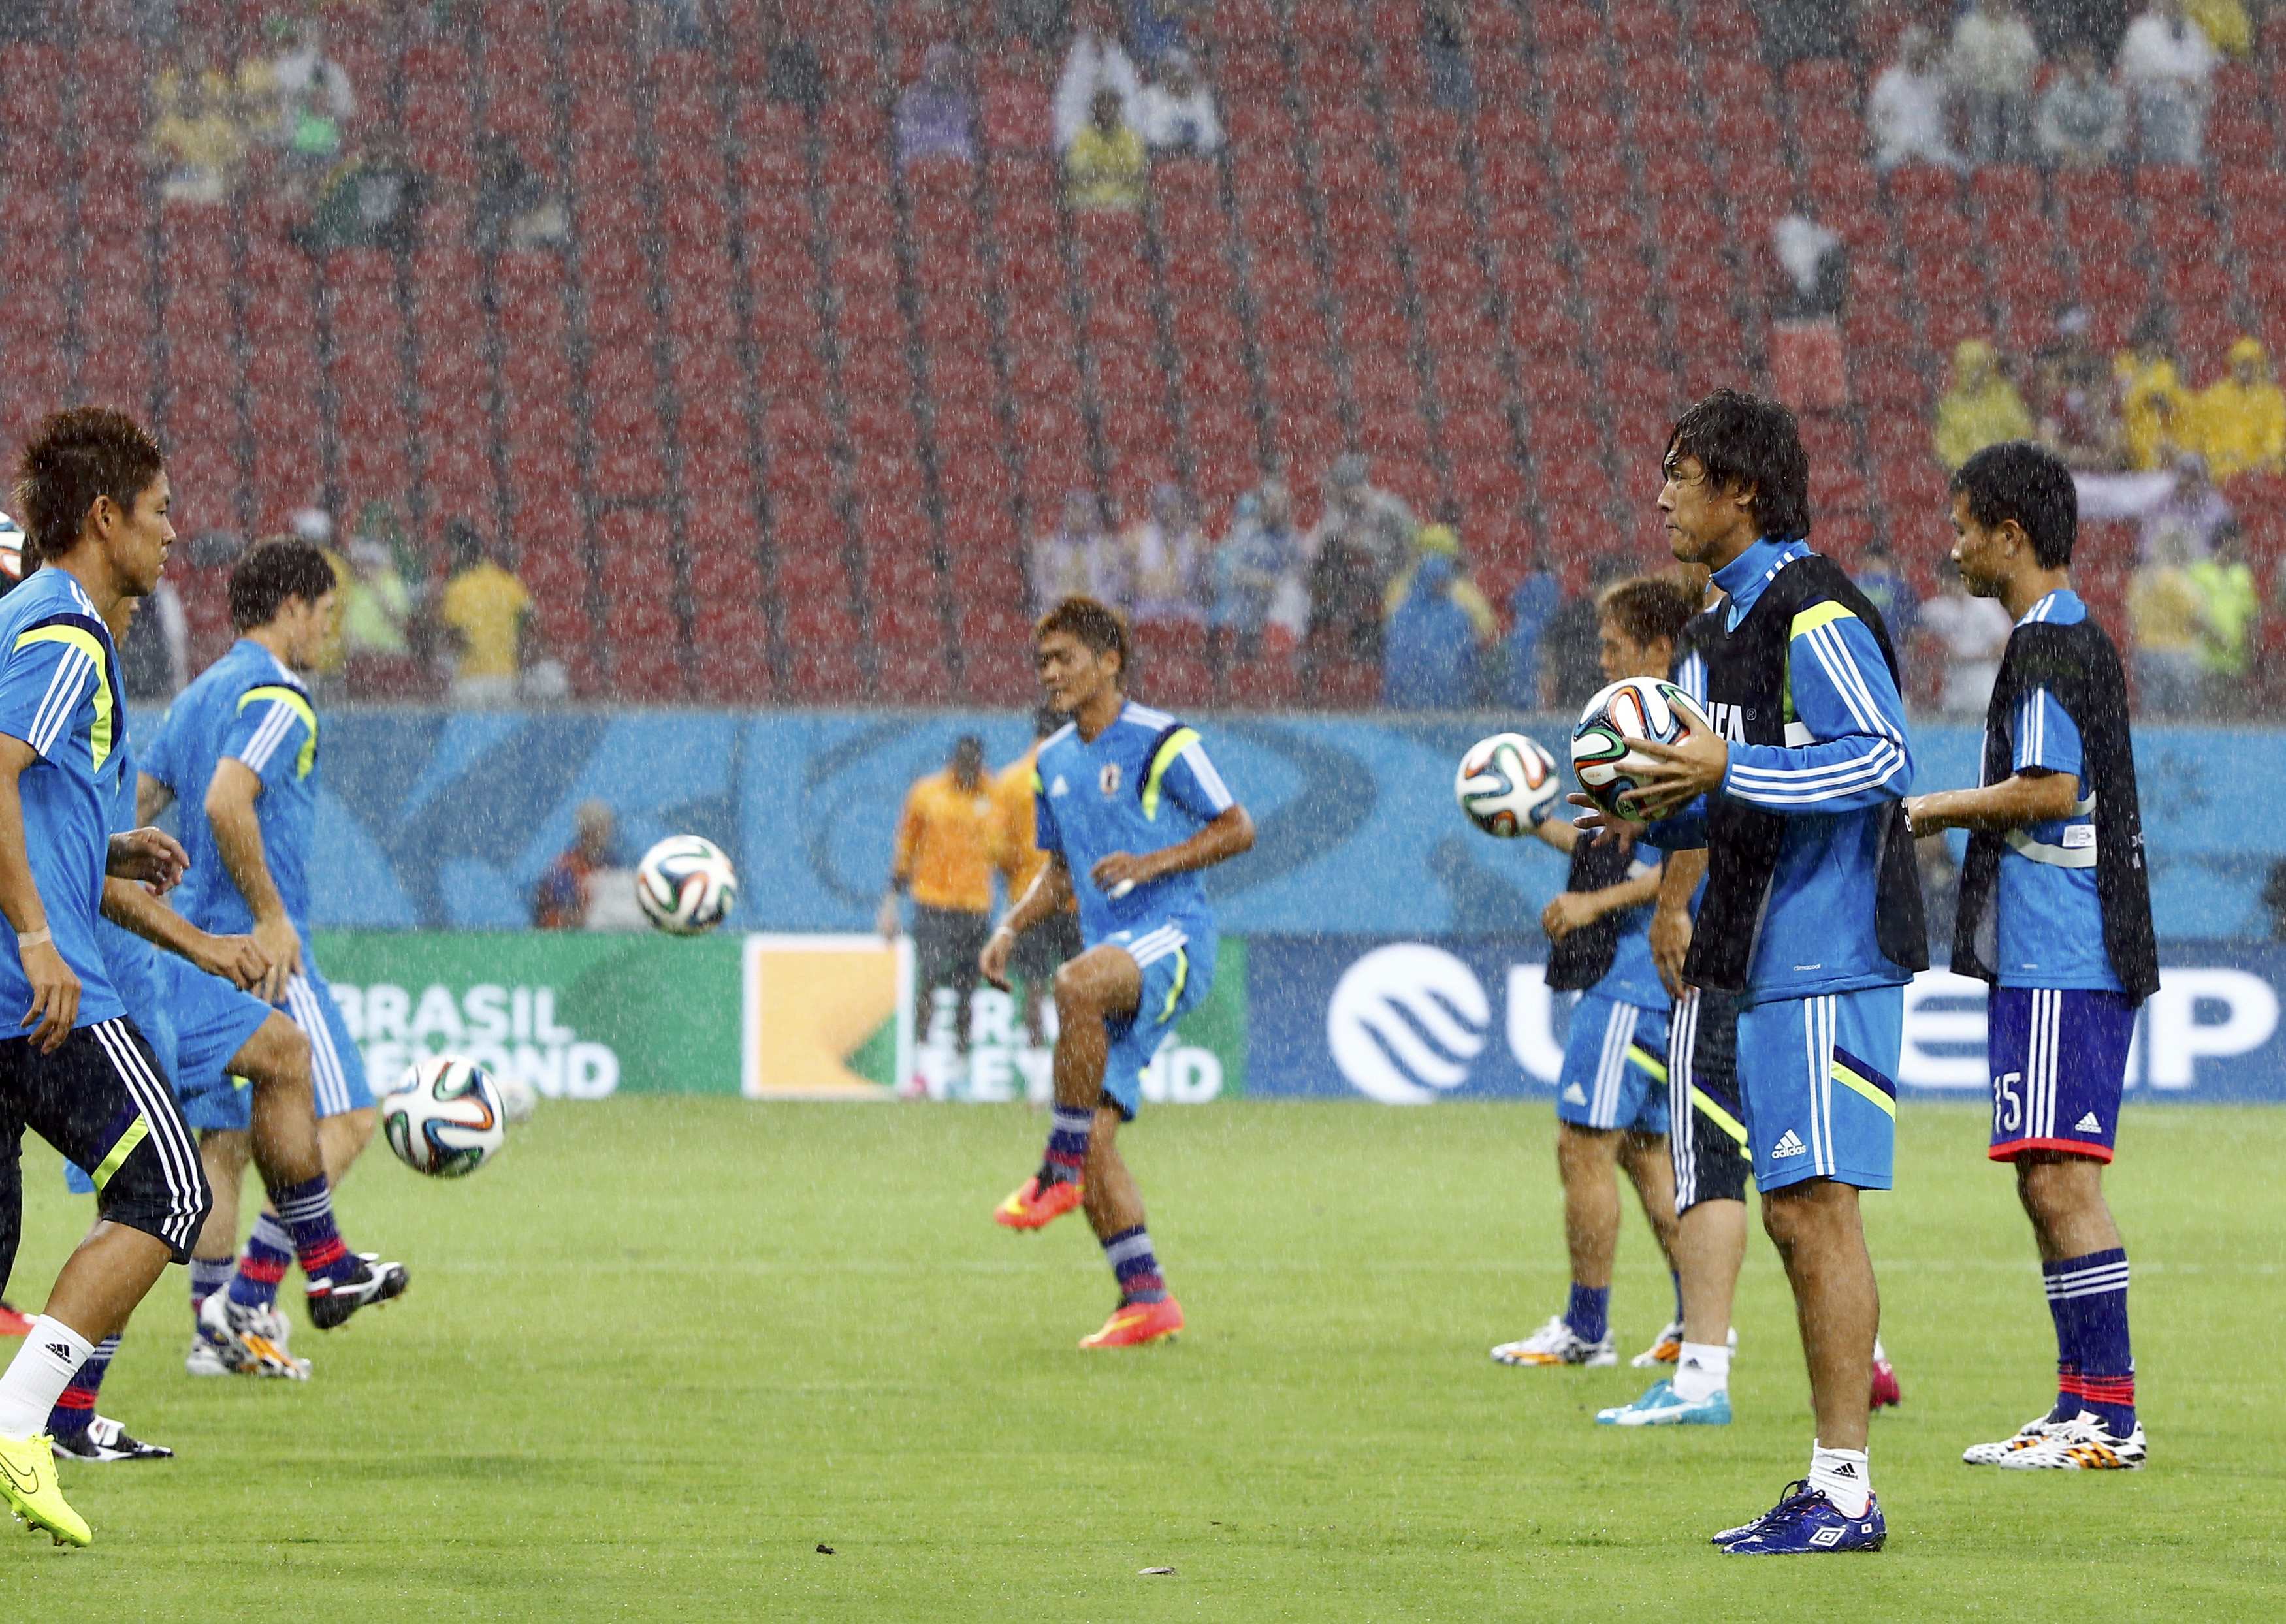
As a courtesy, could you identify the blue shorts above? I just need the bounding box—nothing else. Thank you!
[1735,985,1902,1194]
[180,959,373,1133]
[169,955,283,1136]
[1988,985,2137,1163]
[1099,920,1215,1121]
[1555,993,1671,1134]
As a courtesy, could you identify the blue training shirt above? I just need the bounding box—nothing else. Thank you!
[1592,841,1668,1010]
[146,639,322,939]
[1654,538,1918,1003]
[0,567,128,1025]
[1992,590,2124,993]
[1032,700,1234,946]
[95,733,169,1028]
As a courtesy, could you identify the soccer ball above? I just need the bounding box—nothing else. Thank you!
[0,513,23,582]
[1454,732,1561,838]
[381,1055,506,1179]
[1571,677,1713,820]
[635,834,739,936]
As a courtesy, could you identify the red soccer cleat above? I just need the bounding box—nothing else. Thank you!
[0,1301,31,1337]
[1079,1296,1184,1349]
[1871,1353,1903,1409]
[993,1173,1084,1230]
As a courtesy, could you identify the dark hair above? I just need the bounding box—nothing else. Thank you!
[1950,441,2078,569]
[229,537,339,631]
[1598,577,1699,651]
[1034,596,1131,683]
[1664,389,1812,543]
[13,407,165,571]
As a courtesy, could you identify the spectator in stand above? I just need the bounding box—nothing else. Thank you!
[2118,0,2217,165]
[1934,338,2034,470]
[298,133,430,253]
[270,16,355,122]
[1381,549,1487,711]
[2186,0,2251,57]
[2196,337,2286,482]
[1127,0,1206,63]
[2188,524,2259,713]
[1382,523,1497,642]
[1134,48,1222,155]
[533,801,621,930]
[1213,480,1306,661]
[1421,0,1477,114]
[1500,549,1563,709]
[2129,522,2210,716]
[2139,451,2236,558]
[1542,555,1632,712]
[1125,483,1209,624]
[1854,539,1921,697]
[1308,453,1417,663]
[472,133,569,252]
[1054,15,1140,150]
[2032,310,2127,469]
[144,74,248,204]
[437,518,538,707]
[1948,0,2041,164]
[2116,314,2194,470]
[1066,85,1148,212]
[339,532,417,692]
[896,43,977,168]
[2035,39,2128,167]
[1031,489,1127,610]
[1919,573,2015,716]
[1868,25,1963,172]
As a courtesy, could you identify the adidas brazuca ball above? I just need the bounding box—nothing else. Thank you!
[381,1055,506,1179]
[635,834,739,936]
[1454,732,1561,838]
[1571,677,1713,820]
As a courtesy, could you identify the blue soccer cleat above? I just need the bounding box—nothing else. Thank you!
[1596,1380,1732,1427]
[1716,1481,1885,1555]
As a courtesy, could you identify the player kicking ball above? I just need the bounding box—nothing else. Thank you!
[1903,442,2155,1471]
[1492,579,1694,1373]
[980,597,1253,1348]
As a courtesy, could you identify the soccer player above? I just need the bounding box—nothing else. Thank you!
[1903,441,2156,1470]
[878,734,999,1092]
[992,705,1082,1050]
[1580,390,1925,1553]
[980,597,1253,1348]
[0,407,215,1545]
[1491,578,1693,1371]
[140,539,406,1365]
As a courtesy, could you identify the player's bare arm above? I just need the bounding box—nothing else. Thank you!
[1903,771,2084,836]
[1649,846,1707,998]
[100,876,270,991]
[0,732,76,1051]
[1542,864,1662,944]
[206,756,302,1003]
[981,852,1076,989]
[105,824,189,893]
[136,769,172,826]
[1091,803,1255,893]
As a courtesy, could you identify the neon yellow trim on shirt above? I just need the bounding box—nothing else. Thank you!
[1140,727,1201,820]
[236,684,318,779]
[14,625,113,770]
[1831,1060,1897,1119]
[1159,946,1189,1023]
[1789,600,1857,639]
[90,1114,149,1192]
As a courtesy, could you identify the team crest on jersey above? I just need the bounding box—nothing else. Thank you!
[1099,763,1122,795]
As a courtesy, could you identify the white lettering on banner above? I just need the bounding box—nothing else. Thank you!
[1900,970,1991,1089]
[1326,944,1489,1105]
[341,983,620,1100]
[1504,963,1565,1083]
[915,987,1222,1104]
[2140,970,2279,1089]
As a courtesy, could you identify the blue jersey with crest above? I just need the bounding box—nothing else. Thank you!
[1032,700,1234,945]
[145,639,322,938]
[0,567,128,1025]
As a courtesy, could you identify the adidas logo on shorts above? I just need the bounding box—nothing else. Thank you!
[1771,1130,1808,1158]
[2074,1112,2101,1133]
[1562,1083,1588,1106]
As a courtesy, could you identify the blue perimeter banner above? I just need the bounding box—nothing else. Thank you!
[1245,937,2286,1106]
[244,707,2283,942]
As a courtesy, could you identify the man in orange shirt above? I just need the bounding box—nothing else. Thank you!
[878,735,997,1089]
[993,707,1082,1049]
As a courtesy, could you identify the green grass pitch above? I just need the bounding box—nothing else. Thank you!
[3,1099,2282,1619]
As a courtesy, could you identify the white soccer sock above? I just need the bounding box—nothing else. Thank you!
[0,1316,94,1438]
[1872,1336,1888,1362]
[1673,1339,1732,1403]
[1809,1441,1872,1519]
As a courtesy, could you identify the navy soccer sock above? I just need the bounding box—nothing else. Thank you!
[271,1175,361,1288]
[1565,1283,1610,1345]
[1042,1106,1092,1185]
[228,1213,295,1309]
[1103,1225,1168,1305]
[2050,1248,2134,1432]
[47,1335,119,1440]
[189,1256,234,1316]
[2040,1257,2079,1421]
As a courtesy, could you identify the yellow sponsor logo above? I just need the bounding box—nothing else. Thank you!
[741,934,913,1099]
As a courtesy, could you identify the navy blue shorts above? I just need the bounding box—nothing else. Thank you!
[1988,985,2138,1163]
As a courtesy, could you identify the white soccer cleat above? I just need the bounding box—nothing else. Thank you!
[1962,1413,2065,1465]
[196,1292,312,1380]
[1630,1323,1737,1368]
[1492,1314,1617,1368]
[1994,1412,2146,1471]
